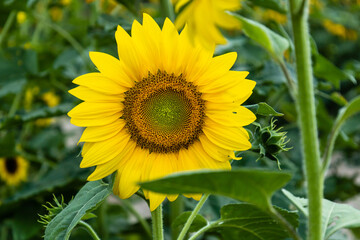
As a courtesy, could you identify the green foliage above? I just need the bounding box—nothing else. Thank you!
[206,203,298,240]
[172,212,207,233]
[283,189,360,239]
[246,102,284,116]
[44,181,111,240]
[140,168,292,210]
[231,13,289,61]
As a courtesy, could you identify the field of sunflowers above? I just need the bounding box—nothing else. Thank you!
[0,0,360,240]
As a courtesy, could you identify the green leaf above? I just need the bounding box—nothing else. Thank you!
[246,102,284,116]
[314,54,356,89]
[208,203,298,240]
[230,14,289,60]
[172,212,207,233]
[282,189,360,239]
[44,181,111,240]
[250,0,287,13]
[140,168,292,210]
[336,96,360,127]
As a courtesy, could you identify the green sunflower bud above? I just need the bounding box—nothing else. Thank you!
[252,119,291,168]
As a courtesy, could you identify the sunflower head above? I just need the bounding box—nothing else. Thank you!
[68,13,256,211]
[0,156,29,186]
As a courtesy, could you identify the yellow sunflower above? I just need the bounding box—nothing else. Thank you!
[173,0,242,48]
[68,13,256,211]
[0,156,29,186]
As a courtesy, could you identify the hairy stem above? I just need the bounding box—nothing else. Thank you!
[289,0,323,240]
[79,221,101,240]
[151,204,164,240]
[177,194,209,240]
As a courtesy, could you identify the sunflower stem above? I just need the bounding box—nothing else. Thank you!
[78,220,101,240]
[177,194,209,240]
[171,197,185,239]
[122,199,152,238]
[188,220,220,240]
[151,204,164,240]
[0,10,16,49]
[160,0,175,22]
[289,1,323,240]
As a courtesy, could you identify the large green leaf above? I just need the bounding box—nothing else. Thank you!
[140,168,292,210]
[282,189,360,239]
[230,14,289,61]
[44,181,111,240]
[207,203,298,240]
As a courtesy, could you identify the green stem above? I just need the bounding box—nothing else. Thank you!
[177,193,209,240]
[0,10,16,48]
[160,0,175,22]
[289,1,323,240]
[188,220,220,240]
[278,59,297,100]
[171,197,184,239]
[122,199,152,238]
[8,90,23,118]
[151,204,164,240]
[78,220,101,240]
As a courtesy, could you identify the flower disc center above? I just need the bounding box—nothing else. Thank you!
[122,71,206,153]
[5,157,17,174]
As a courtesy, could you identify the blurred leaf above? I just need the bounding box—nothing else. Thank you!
[249,0,287,13]
[3,154,88,204]
[172,212,207,233]
[207,203,298,240]
[335,96,360,128]
[44,181,111,240]
[231,14,289,61]
[0,103,72,130]
[0,79,26,97]
[314,54,356,89]
[283,189,360,239]
[140,168,292,210]
[330,92,347,106]
[246,102,284,116]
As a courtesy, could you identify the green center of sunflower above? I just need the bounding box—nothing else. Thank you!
[5,157,17,174]
[122,70,206,153]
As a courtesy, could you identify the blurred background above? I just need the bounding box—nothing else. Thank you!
[0,0,359,239]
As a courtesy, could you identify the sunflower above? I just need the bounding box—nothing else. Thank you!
[0,156,29,186]
[68,13,256,211]
[173,0,242,48]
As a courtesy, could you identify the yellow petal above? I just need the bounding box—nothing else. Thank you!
[89,51,133,87]
[68,102,123,118]
[69,86,124,103]
[118,147,148,198]
[80,128,130,168]
[197,71,249,93]
[73,73,127,94]
[203,119,251,151]
[188,142,231,169]
[70,112,122,127]
[206,106,256,127]
[199,134,232,162]
[79,119,125,143]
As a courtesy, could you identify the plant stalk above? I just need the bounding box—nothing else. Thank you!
[177,194,209,240]
[151,204,164,240]
[0,10,16,48]
[160,0,175,22]
[79,220,101,240]
[289,1,323,240]
[171,197,184,239]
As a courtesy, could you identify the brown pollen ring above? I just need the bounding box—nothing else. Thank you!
[122,70,206,153]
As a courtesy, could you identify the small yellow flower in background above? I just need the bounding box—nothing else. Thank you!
[24,86,40,111]
[50,7,63,22]
[42,91,60,107]
[322,19,358,41]
[68,14,256,211]
[173,0,242,48]
[0,156,29,186]
[17,11,27,24]
[262,9,287,24]
[35,118,54,127]
[61,0,72,6]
